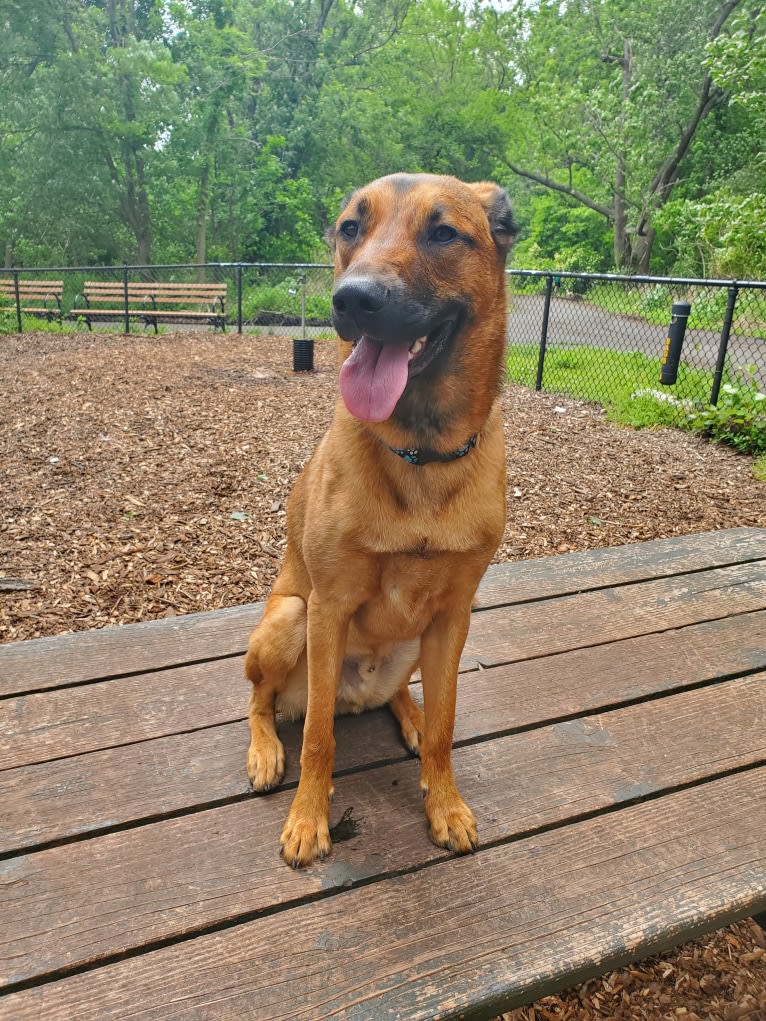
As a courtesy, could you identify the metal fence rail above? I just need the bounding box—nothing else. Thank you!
[2,263,765,420]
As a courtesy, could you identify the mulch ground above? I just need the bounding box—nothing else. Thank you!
[2,329,765,1019]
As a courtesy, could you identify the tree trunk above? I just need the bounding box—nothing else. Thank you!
[611,39,632,269]
[632,226,655,275]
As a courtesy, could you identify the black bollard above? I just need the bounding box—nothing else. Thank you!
[660,302,691,385]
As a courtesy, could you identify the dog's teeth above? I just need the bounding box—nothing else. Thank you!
[408,337,426,360]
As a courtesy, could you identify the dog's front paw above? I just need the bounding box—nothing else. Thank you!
[280,799,332,869]
[247,734,286,793]
[423,786,478,854]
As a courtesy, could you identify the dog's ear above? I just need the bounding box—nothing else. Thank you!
[469,182,519,257]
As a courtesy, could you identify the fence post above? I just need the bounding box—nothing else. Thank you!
[12,270,22,334]
[535,273,554,391]
[710,284,738,406]
[122,264,130,334]
[236,264,243,334]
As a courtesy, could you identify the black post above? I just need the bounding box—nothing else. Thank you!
[710,285,738,406]
[236,264,243,334]
[659,301,691,385]
[12,270,22,334]
[535,273,554,391]
[122,265,130,334]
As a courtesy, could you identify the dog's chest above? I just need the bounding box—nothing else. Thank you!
[352,553,455,641]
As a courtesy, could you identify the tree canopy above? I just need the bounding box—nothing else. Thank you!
[1,0,764,276]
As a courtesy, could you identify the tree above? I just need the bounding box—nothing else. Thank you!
[495,0,751,272]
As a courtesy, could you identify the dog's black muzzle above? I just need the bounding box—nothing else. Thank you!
[332,275,435,345]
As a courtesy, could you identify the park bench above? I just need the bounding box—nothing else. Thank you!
[1,527,764,1018]
[70,280,227,331]
[0,278,63,324]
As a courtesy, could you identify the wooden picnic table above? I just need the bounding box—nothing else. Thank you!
[1,526,765,1019]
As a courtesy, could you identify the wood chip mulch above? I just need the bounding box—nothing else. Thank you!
[2,329,765,1020]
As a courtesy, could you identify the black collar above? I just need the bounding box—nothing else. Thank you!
[386,434,478,466]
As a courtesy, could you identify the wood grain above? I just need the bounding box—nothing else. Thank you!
[3,613,765,852]
[464,559,766,666]
[3,768,764,1019]
[3,528,762,695]
[3,563,765,770]
[476,526,766,608]
[2,675,764,988]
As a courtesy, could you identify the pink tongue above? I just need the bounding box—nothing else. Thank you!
[339,336,410,422]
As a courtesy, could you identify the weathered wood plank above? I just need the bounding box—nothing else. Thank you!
[3,612,765,851]
[2,528,762,696]
[476,526,765,608]
[0,603,263,697]
[464,559,766,666]
[2,676,764,989]
[4,562,765,770]
[3,768,764,1020]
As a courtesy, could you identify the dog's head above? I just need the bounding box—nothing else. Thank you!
[328,173,517,426]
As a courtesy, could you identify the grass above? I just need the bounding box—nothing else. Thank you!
[507,342,717,429]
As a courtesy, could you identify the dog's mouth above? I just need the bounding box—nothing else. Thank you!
[405,317,455,376]
[339,318,458,423]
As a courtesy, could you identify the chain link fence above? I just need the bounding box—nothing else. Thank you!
[506,271,766,428]
[2,264,765,425]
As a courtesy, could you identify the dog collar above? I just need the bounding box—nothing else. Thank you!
[386,434,478,466]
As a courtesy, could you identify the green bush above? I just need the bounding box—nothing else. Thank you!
[241,277,331,322]
[687,375,766,454]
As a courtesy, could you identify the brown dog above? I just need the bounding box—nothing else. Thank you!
[244,173,515,868]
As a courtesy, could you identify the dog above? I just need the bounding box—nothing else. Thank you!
[244,172,516,868]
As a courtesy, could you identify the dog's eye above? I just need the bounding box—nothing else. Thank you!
[431,224,457,244]
[339,220,359,239]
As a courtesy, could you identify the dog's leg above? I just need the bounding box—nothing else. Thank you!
[244,594,306,791]
[418,606,478,853]
[280,593,350,868]
[389,682,425,756]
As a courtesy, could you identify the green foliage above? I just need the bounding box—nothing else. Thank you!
[584,283,745,332]
[508,343,766,456]
[0,0,764,275]
[653,192,766,279]
[687,376,766,453]
[241,277,331,322]
[512,193,613,273]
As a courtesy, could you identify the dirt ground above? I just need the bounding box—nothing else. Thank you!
[2,329,765,1019]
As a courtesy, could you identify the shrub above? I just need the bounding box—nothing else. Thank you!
[687,375,766,454]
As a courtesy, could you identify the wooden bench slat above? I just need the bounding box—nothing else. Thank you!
[3,675,764,989]
[0,281,63,295]
[476,525,766,608]
[70,281,227,331]
[1,280,64,320]
[4,767,764,1018]
[70,308,223,317]
[2,614,764,851]
[3,563,765,770]
[83,281,225,290]
[3,528,764,695]
[465,558,766,667]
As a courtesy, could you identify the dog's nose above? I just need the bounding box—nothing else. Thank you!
[332,277,388,322]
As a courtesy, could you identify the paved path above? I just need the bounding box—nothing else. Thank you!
[508,293,765,385]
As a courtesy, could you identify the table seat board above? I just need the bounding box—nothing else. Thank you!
[1,528,764,1019]
[3,558,766,770]
[3,770,765,1020]
[2,674,765,990]
[2,526,763,695]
